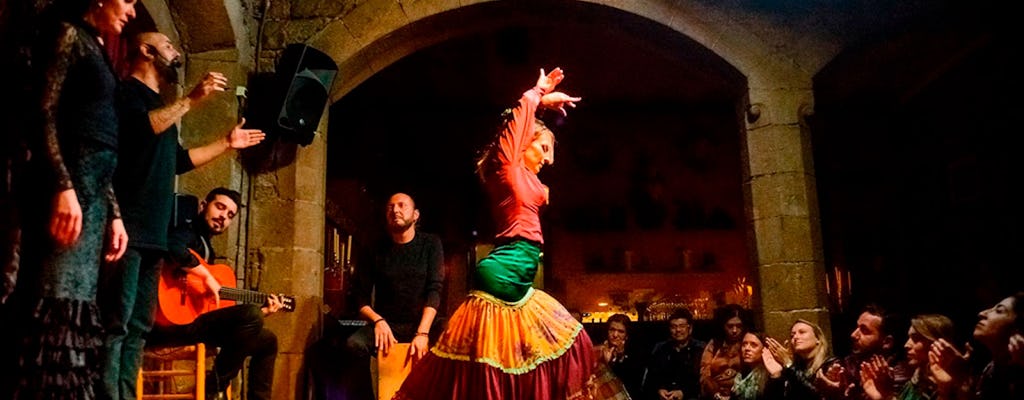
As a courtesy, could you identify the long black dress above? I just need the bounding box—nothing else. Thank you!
[8,18,121,399]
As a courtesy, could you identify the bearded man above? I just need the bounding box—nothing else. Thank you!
[339,192,444,396]
[97,31,264,400]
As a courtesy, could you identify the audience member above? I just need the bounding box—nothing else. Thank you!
[931,292,1024,399]
[700,304,752,400]
[765,319,834,400]
[646,308,706,400]
[592,313,644,399]
[860,314,955,399]
[819,304,911,399]
[731,331,784,400]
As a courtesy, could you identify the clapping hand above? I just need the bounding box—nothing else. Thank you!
[929,338,970,392]
[817,361,852,396]
[859,355,893,400]
[1010,333,1024,366]
[762,347,784,378]
[765,337,792,368]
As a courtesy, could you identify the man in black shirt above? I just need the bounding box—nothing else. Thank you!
[344,192,444,395]
[150,187,283,400]
[645,308,706,400]
[98,31,265,400]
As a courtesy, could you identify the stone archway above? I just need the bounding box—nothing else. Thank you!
[251,1,833,396]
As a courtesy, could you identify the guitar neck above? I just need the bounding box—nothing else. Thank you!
[219,287,272,305]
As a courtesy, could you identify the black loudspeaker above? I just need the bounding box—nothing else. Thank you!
[172,193,198,228]
[260,43,338,146]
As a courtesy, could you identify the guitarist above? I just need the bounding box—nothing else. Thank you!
[149,187,283,400]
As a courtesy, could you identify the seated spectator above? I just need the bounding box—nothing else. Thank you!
[700,304,752,400]
[931,291,1024,399]
[819,303,911,399]
[592,313,645,399]
[645,308,706,400]
[765,319,835,400]
[860,314,956,399]
[731,331,785,400]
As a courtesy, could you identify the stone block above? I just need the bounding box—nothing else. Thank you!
[281,17,332,48]
[746,124,808,177]
[292,0,350,19]
[758,262,827,311]
[293,201,326,249]
[397,0,463,23]
[752,215,822,265]
[250,200,296,246]
[343,0,408,47]
[311,21,363,70]
[749,171,813,220]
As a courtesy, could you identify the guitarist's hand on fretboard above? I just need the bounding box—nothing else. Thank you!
[262,294,285,315]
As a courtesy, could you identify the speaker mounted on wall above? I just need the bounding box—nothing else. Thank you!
[247,43,338,146]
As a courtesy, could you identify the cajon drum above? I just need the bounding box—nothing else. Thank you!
[377,343,413,400]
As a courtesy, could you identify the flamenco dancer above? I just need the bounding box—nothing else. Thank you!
[394,68,592,399]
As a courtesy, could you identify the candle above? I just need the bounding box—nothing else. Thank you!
[332,230,339,264]
[346,234,352,264]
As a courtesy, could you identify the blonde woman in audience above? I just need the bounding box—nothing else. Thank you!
[860,314,956,400]
[765,319,835,400]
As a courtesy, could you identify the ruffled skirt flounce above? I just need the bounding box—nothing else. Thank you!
[394,288,595,400]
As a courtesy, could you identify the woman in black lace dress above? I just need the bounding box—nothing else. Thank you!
[3,1,137,398]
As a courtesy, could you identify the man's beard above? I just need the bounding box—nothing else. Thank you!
[388,217,415,232]
[156,55,180,84]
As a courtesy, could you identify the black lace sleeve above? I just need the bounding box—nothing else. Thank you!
[38,23,77,192]
[106,185,120,219]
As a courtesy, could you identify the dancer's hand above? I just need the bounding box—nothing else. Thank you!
[536,67,564,93]
[541,92,581,116]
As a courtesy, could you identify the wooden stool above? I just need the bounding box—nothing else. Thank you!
[136,343,230,400]
[375,343,413,400]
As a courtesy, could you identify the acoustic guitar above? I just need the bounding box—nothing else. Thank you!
[155,249,296,327]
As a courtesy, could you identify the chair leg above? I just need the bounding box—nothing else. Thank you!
[197,343,206,400]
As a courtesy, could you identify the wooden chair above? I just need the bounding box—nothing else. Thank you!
[375,343,413,400]
[136,343,229,400]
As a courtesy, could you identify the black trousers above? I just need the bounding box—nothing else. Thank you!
[148,304,278,400]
